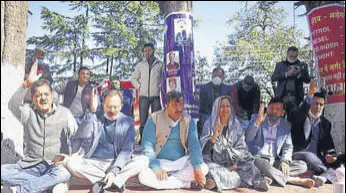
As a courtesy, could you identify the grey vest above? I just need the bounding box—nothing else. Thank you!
[18,105,72,168]
[63,80,92,114]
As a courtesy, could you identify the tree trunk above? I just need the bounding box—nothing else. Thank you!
[110,54,114,76]
[296,1,343,13]
[106,56,109,74]
[158,1,192,18]
[80,6,89,67]
[299,1,345,154]
[1,1,28,164]
[1,1,28,66]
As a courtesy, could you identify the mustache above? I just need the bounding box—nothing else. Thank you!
[39,100,48,104]
[175,111,183,114]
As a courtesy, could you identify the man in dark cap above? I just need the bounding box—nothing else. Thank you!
[231,75,261,129]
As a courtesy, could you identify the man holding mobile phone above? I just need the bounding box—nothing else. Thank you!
[272,46,310,120]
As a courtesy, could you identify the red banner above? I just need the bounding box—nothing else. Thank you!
[308,4,345,104]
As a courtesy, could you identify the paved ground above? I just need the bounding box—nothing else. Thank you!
[69,184,333,193]
[69,176,334,193]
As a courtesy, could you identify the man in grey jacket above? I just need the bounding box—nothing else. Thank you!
[1,61,77,193]
[246,98,314,188]
[130,43,163,144]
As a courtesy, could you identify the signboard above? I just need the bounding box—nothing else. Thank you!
[162,12,199,118]
[308,4,345,103]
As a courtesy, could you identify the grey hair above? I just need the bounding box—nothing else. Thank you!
[103,90,123,103]
[30,79,52,96]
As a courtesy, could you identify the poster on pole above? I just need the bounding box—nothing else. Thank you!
[162,12,199,118]
[307,4,345,104]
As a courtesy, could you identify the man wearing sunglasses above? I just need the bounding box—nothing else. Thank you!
[290,80,344,187]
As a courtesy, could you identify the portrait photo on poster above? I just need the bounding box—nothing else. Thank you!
[327,84,335,96]
[174,18,192,43]
[167,76,181,93]
[166,51,180,72]
[335,83,344,95]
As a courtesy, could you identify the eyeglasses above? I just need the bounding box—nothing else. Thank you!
[313,102,324,107]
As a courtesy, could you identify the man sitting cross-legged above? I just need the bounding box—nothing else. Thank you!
[67,90,149,193]
[245,98,315,188]
[138,91,209,190]
[290,80,345,187]
[1,61,77,193]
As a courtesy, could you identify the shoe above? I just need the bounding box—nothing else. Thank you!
[90,182,104,193]
[105,184,125,193]
[312,175,326,187]
[52,183,68,193]
[254,178,270,191]
[204,178,216,190]
[190,181,204,190]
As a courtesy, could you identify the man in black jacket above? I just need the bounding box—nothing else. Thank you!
[231,75,261,129]
[290,81,343,187]
[272,46,310,118]
[198,67,232,138]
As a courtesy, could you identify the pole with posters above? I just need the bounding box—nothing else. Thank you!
[307,4,345,153]
[162,12,199,119]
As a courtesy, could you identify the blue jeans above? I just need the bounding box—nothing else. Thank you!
[1,161,71,193]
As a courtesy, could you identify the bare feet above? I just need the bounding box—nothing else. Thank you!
[288,177,315,188]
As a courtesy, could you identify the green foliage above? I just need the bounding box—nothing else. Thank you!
[216,1,312,101]
[26,1,163,83]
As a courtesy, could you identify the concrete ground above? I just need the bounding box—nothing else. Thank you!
[69,184,333,193]
[69,176,334,193]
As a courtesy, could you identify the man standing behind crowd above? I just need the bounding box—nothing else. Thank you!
[130,43,163,144]
[272,46,310,118]
[54,66,97,125]
[231,75,261,129]
[198,67,232,137]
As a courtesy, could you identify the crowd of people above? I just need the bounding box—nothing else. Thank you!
[1,45,344,193]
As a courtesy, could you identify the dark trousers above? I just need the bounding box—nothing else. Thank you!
[282,95,299,120]
[139,96,161,143]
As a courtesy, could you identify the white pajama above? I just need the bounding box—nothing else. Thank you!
[67,155,149,187]
[138,156,209,189]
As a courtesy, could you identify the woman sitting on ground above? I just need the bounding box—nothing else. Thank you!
[200,96,270,192]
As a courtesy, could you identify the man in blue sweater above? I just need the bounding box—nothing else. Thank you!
[67,90,148,192]
[138,91,208,189]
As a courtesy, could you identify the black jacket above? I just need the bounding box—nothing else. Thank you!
[199,82,232,115]
[290,98,335,166]
[231,80,260,120]
[272,59,310,105]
